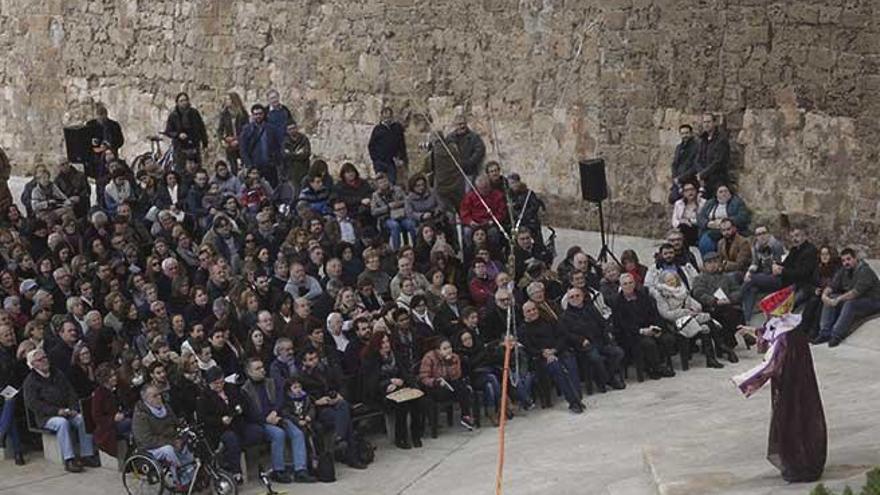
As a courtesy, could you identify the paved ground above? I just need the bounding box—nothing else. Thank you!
[2,176,879,494]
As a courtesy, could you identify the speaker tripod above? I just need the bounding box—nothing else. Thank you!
[594,200,619,265]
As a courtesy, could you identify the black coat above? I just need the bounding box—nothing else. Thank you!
[782,241,818,288]
[85,118,125,152]
[521,318,570,357]
[671,137,699,182]
[434,302,462,338]
[611,289,663,343]
[696,130,731,194]
[361,351,418,407]
[368,121,408,168]
[197,384,250,445]
[560,304,610,348]
[23,370,79,426]
[165,106,209,150]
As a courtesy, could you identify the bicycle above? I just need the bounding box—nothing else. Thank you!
[122,421,237,495]
[131,133,175,178]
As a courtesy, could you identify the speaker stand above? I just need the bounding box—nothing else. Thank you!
[595,201,620,265]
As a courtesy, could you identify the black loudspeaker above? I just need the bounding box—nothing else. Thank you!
[63,125,92,164]
[579,158,608,202]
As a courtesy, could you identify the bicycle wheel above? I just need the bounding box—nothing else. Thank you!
[211,470,237,495]
[122,454,165,495]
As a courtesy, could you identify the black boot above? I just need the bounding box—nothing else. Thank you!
[702,335,724,368]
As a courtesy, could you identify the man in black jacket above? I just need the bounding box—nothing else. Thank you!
[22,348,98,472]
[445,114,485,182]
[368,107,408,184]
[85,103,125,155]
[611,274,676,381]
[54,159,91,218]
[668,124,700,203]
[298,349,366,469]
[696,113,730,199]
[781,228,819,296]
[165,92,209,170]
[520,301,583,414]
[560,288,625,393]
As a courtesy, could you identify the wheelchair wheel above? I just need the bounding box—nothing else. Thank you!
[210,470,237,495]
[122,454,165,495]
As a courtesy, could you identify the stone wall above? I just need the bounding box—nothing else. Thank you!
[1,0,878,250]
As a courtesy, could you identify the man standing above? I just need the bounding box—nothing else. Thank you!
[668,124,699,204]
[85,103,125,156]
[815,248,880,347]
[280,122,311,193]
[266,89,294,128]
[696,113,730,199]
[0,145,13,218]
[240,104,285,188]
[23,349,98,473]
[368,107,408,184]
[165,93,209,170]
[445,114,485,183]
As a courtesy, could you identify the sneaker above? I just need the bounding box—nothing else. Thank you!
[609,378,626,390]
[412,438,423,448]
[293,470,317,483]
[80,455,101,468]
[232,473,244,485]
[828,337,842,348]
[811,335,830,345]
[459,416,475,431]
[568,403,584,415]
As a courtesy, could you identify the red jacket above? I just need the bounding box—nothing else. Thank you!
[469,276,497,307]
[419,350,462,387]
[459,188,507,226]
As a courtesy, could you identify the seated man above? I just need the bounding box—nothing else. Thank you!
[739,226,786,320]
[716,218,752,280]
[241,358,316,484]
[644,242,699,291]
[132,384,195,490]
[520,301,584,414]
[815,248,880,347]
[560,288,625,393]
[22,348,98,473]
[611,274,676,380]
[691,252,748,349]
[297,348,367,469]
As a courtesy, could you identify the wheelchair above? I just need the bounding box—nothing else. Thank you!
[121,421,237,495]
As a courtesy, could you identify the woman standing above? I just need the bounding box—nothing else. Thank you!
[90,363,133,458]
[217,92,248,174]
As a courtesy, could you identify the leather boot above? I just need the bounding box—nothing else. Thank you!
[702,335,724,369]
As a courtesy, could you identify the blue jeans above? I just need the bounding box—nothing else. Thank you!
[539,354,581,406]
[819,297,880,341]
[385,217,416,251]
[509,370,535,406]
[43,414,95,461]
[698,230,721,255]
[0,397,22,454]
[263,419,307,472]
[148,444,194,486]
[741,273,783,321]
[473,371,502,409]
[373,161,397,184]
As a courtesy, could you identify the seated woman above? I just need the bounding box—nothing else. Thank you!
[454,328,506,426]
[697,184,751,255]
[619,250,648,289]
[649,271,729,369]
[361,331,426,445]
[30,164,73,224]
[90,363,133,458]
[418,339,476,432]
[671,180,705,247]
[132,383,195,491]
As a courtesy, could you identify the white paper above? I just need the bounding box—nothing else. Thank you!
[1,385,18,400]
[713,288,729,303]
[224,374,238,384]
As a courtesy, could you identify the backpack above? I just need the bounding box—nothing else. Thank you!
[316,450,336,482]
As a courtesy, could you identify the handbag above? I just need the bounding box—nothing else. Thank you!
[675,315,704,338]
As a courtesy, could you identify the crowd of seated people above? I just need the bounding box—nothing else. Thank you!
[1,100,879,492]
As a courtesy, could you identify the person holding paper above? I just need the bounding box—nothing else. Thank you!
[692,252,751,350]
[22,348,98,473]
